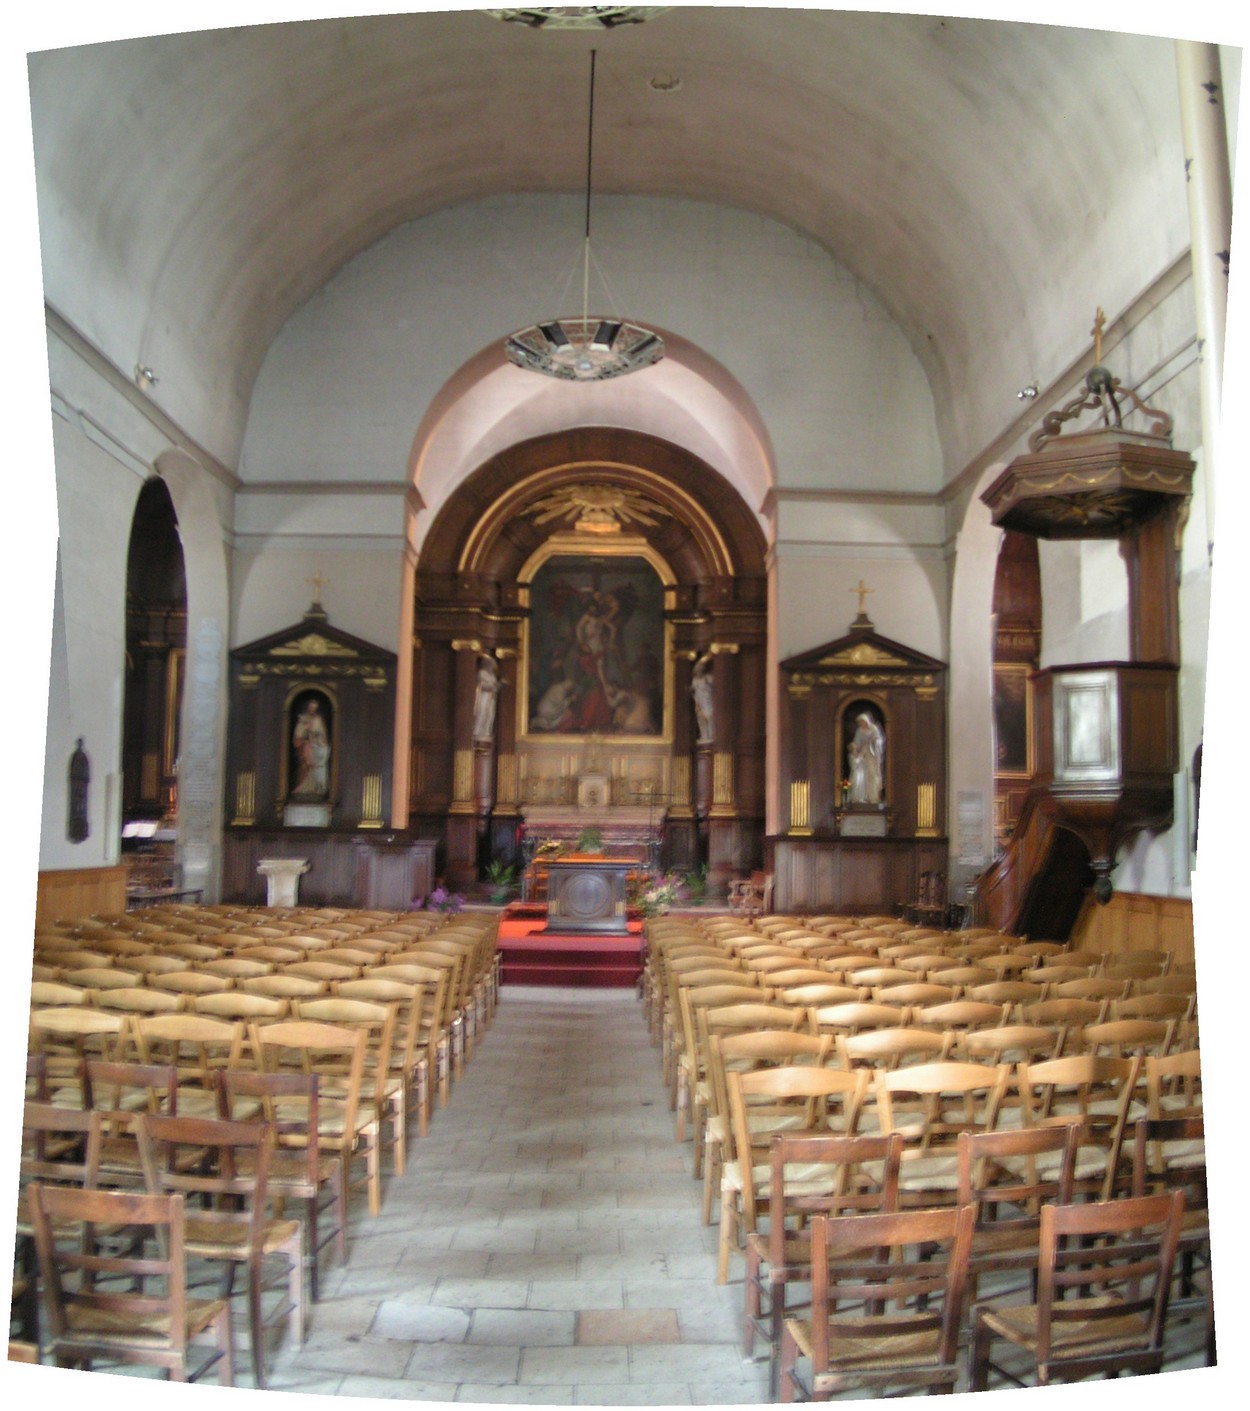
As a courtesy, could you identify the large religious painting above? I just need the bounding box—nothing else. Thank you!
[525,554,666,737]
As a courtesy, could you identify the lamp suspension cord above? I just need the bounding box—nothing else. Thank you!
[582,48,597,328]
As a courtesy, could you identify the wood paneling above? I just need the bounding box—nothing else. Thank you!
[1070,891,1195,964]
[772,838,947,915]
[36,866,128,926]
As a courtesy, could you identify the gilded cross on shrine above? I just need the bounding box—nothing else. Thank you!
[851,579,874,616]
[308,570,330,607]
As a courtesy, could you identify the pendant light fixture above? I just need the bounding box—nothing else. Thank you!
[504,49,664,382]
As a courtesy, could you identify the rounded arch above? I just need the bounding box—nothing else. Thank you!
[405,326,778,557]
[408,425,769,895]
[418,427,767,588]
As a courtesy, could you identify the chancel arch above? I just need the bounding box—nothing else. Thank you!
[409,428,768,896]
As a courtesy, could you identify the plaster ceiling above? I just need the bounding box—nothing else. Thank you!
[25,7,1232,471]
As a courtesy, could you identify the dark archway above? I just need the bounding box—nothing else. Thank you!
[120,478,187,886]
[410,427,768,896]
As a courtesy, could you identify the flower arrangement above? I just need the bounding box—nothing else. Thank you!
[411,885,465,914]
[635,871,685,917]
[534,838,565,860]
[575,825,605,854]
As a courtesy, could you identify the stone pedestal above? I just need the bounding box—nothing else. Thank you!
[257,857,310,907]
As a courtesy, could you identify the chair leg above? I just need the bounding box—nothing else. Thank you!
[778,1322,798,1404]
[717,1187,737,1285]
[970,1311,993,1392]
[248,1252,267,1389]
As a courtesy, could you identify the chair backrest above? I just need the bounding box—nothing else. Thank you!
[805,1203,976,1388]
[808,1001,910,1036]
[26,1183,205,1369]
[727,1064,870,1230]
[1033,1191,1185,1372]
[837,1026,949,1071]
[874,1061,1012,1153]
[1145,1047,1201,1118]
[766,1130,904,1273]
[1015,1053,1142,1199]
[217,1067,323,1182]
[955,1124,1079,1228]
[132,1013,247,1093]
[21,1101,104,1188]
[250,1018,368,1142]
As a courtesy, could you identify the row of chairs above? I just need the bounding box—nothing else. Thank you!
[639,913,1209,1394]
[19,903,503,1376]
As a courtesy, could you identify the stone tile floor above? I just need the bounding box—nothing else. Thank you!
[20,985,1216,1403]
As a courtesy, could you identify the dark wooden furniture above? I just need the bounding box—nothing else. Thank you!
[978,385,1195,922]
[775,613,947,916]
[545,857,637,934]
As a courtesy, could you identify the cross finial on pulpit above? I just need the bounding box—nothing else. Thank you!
[1091,306,1106,366]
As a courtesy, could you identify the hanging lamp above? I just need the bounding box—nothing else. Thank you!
[504,49,664,381]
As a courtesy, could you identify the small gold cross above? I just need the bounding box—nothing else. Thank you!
[851,580,874,615]
[308,570,329,606]
[1091,306,1106,365]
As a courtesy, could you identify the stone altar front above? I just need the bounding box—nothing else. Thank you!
[545,857,638,935]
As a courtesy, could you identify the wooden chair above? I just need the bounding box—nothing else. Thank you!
[969,1190,1185,1389]
[1014,1053,1143,1201]
[249,1019,380,1217]
[336,976,433,1137]
[27,1007,129,1106]
[911,999,1011,1036]
[217,1069,346,1300]
[1076,1017,1176,1061]
[135,1111,304,1388]
[1131,1114,1212,1365]
[870,982,958,1008]
[95,985,185,1018]
[720,1064,870,1284]
[954,1123,1079,1311]
[872,1060,1013,1202]
[779,1203,976,1401]
[701,1028,832,1226]
[744,1129,904,1396]
[775,982,866,1010]
[808,1001,910,1041]
[1112,992,1194,1024]
[131,1013,248,1116]
[728,870,774,919]
[694,1004,812,1179]
[26,1183,235,1383]
[147,969,234,998]
[836,1026,950,1076]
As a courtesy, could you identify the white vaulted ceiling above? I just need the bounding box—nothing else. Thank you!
[25,7,1237,474]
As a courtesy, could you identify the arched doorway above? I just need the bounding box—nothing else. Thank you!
[119,477,187,894]
[410,427,768,898]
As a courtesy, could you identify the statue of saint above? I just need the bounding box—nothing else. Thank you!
[691,653,714,744]
[847,710,885,806]
[473,655,501,742]
[291,697,331,797]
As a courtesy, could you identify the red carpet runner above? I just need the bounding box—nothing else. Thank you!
[498,915,643,988]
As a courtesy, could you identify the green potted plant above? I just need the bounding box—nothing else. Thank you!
[484,859,518,905]
[575,825,605,856]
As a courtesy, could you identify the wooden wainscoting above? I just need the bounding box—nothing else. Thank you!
[1070,891,1195,965]
[36,866,128,927]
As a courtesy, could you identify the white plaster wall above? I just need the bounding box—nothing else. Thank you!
[238,195,944,498]
[231,544,406,658]
[38,409,141,871]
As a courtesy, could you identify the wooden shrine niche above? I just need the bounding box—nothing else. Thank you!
[780,609,947,841]
[226,601,396,832]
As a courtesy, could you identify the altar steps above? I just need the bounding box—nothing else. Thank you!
[498,926,642,988]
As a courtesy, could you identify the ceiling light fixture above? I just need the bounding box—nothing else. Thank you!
[486,7,668,29]
[504,50,664,383]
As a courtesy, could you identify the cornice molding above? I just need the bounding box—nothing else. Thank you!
[45,302,241,493]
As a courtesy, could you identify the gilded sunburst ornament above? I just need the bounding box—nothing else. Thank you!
[526,483,669,535]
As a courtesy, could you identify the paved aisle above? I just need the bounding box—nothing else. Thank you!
[271,986,769,1404]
